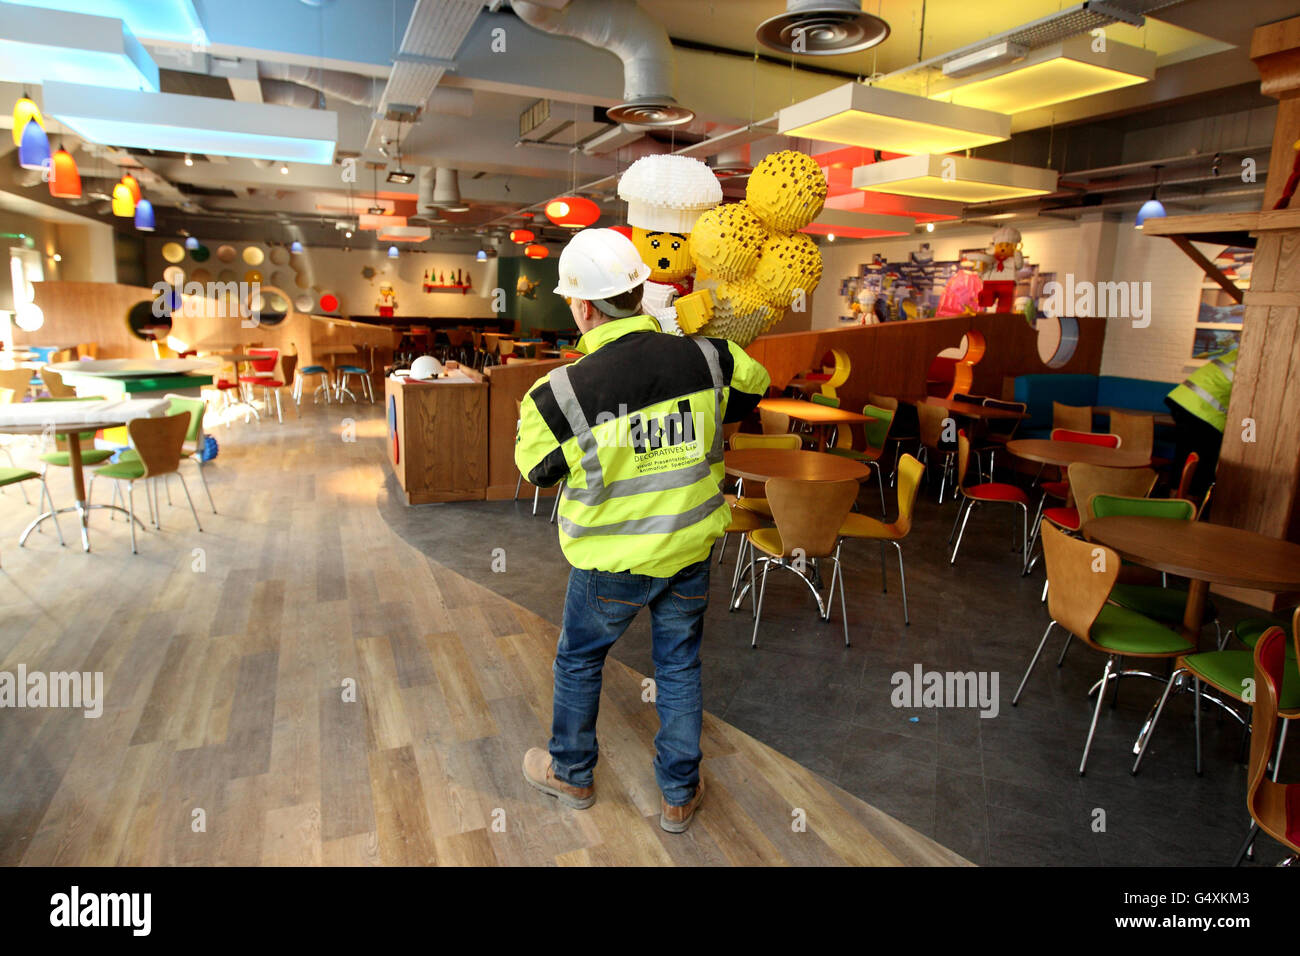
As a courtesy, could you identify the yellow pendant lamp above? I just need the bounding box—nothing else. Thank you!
[12,95,43,147]
[111,181,135,217]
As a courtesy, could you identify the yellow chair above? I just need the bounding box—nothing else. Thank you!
[838,454,923,624]
[729,432,802,519]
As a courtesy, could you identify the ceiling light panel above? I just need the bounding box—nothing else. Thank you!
[3,0,203,44]
[931,36,1156,114]
[42,80,338,163]
[778,83,1010,154]
[852,154,1058,203]
[0,2,159,91]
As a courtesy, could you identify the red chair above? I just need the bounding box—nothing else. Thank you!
[1175,451,1200,500]
[1029,428,1123,550]
[948,431,1032,569]
[237,347,281,421]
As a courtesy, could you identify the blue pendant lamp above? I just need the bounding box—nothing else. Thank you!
[1135,165,1166,229]
[476,249,487,261]
[134,199,156,231]
[387,245,399,258]
[18,118,50,171]
[184,236,199,250]
[289,240,304,254]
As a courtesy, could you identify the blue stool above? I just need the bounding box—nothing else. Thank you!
[295,365,332,404]
[335,365,373,403]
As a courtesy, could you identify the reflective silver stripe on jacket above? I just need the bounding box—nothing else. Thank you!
[548,340,725,506]
[1182,381,1226,414]
[558,492,726,538]
[1209,356,1235,381]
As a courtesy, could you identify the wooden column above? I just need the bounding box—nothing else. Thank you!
[1209,17,1300,608]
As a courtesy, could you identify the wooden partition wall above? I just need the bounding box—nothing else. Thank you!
[484,358,568,500]
[746,313,1106,415]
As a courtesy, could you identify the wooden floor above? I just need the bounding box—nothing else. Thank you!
[0,400,967,866]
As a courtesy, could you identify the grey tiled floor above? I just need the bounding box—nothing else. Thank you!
[379,471,1294,866]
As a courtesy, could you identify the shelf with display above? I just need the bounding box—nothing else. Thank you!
[423,284,473,294]
[421,268,472,294]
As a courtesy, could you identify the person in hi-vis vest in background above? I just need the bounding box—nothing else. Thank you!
[1165,346,1237,501]
[516,228,770,833]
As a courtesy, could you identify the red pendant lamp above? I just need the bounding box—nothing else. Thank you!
[509,228,535,243]
[121,172,142,203]
[524,243,549,259]
[545,196,600,228]
[48,147,81,199]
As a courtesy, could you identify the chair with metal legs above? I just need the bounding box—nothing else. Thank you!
[1022,463,1157,575]
[868,393,919,488]
[112,395,217,515]
[1234,623,1300,864]
[92,412,202,554]
[336,360,375,404]
[1011,521,1193,774]
[724,433,802,525]
[826,403,895,516]
[948,431,1031,570]
[1,465,64,553]
[917,402,958,502]
[837,453,923,625]
[295,363,333,404]
[743,477,858,649]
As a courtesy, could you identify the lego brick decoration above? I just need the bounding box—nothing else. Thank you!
[688,201,767,281]
[752,232,823,308]
[744,149,827,235]
[618,154,723,235]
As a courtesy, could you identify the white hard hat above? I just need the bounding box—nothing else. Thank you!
[410,355,443,380]
[553,227,651,307]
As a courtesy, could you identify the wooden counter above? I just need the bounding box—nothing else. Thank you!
[384,370,488,504]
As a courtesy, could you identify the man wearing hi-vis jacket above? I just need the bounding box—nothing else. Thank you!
[516,227,770,833]
[1165,345,1237,501]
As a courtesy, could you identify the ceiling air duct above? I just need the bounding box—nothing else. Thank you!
[756,1,890,56]
[511,0,693,127]
[257,62,385,107]
[421,167,468,213]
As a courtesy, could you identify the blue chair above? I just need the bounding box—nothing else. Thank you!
[335,362,374,403]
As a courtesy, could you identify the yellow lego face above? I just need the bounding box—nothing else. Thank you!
[993,241,1018,258]
[632,226,693,283]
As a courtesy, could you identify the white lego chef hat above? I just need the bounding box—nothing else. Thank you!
[991,225,1022,245]
[618,154,723,234]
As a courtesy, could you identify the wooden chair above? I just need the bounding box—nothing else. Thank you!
[759,408,791,435]
[826,404,894,516]
[1236,616,1300,863]
[93,412,201,553]
[973,397,1027,481]
[869,393,919,488]
[40,367,77,398]
[917,401,958,502]
[1109,410,1154,461]
[1176,451,1200,499]
[743,477,859,648]
[1053,402,1093,432]
[76,342,98,359]
[728,432,801,515]
[838,453,923,624]
[1013,522,1193,774]
[1027,462,1157,567]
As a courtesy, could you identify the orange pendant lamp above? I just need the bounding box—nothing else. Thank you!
[509,228,535,243]
[48,148,81,199]
[524,243,549,259]
[545,196,600,228]
[121,172,142,203]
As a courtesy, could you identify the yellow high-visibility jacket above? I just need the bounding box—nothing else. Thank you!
[516,315,770,577]
[1168,347,1237,432]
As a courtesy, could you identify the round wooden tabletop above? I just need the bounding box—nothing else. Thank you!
[724,449,868,483]
[918,397,1027,420]
[757,398,869,424]
[0,421,124,436]
[1084,517,1300,592]
[1006,438,1151,469]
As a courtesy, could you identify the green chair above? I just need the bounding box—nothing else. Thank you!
[809,393,840,408]
[1012,522,1194,775]
[827,404,894,516]
[3,466,64,554]
[94,412,202,554]
[113,395,216,514]
[1088,494,1220,642]
[34,397,114,516]
[1133,605,1300,777]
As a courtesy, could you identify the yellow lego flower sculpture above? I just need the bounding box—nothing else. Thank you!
[676,149,827,346]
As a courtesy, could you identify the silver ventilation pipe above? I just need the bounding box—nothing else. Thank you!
[511,0,693,127]
[257,62,386,107]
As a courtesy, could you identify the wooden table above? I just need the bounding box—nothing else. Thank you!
[756,398,869,452]
[916,396,1027,421]
[724,448,868,483]
[0,420,146,552]
[1096,406,1176,428]
[1085,516,1300,637]
[1007,439,1152,470]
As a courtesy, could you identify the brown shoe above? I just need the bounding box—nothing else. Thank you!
[659,779,705,833]
[522,748,595,809]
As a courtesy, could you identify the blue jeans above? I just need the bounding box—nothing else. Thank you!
[549,553,711,806]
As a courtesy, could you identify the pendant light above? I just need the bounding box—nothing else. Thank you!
[1135,165,1166,229]
[289,240,304,254]
[184,236,199,250]
[111,181,135,216]
[134,199,156,231]
[121,173,142,203]
[12,94,44,146]
[545,196,600,229]
[476,249,487,262]
[509,229,535,243]
[524,243,549,259]
[387,245,399,258]
[48,147,81,199]
[18,119,50,171]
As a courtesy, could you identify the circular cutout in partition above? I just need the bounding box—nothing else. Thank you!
[269,246,290,266]
[191,267,212,284]
[1037,316,1080,369]
[190,244,210,263]
[244,284,292,327]
[290,253,308,272]
[161,242,185,263]
[244,269,263,284]
[319,292,339,313]
[217,244,236,263]
[127,297,173,342]
[270,270,290,290]
[163,265,184,286]
[217,268,236,283]
[294,293,315,313]
[294,270,310,289]
[242,246,264,266]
